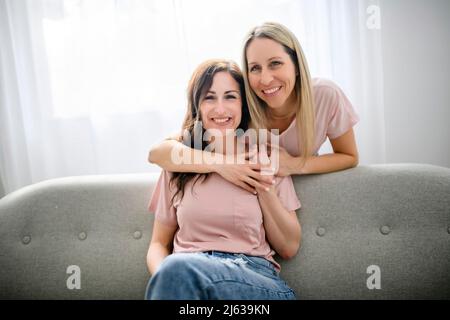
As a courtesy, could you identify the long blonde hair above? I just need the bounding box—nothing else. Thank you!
[242,22,315,160]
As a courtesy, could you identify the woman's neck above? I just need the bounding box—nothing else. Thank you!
[266,94,297,122]
[266,104,296,131]
[267,107,296,120]
[211,135,239,155]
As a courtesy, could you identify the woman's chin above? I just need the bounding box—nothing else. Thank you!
[264,100,284,110]
[205,125,237,136]
[258,95,286,110]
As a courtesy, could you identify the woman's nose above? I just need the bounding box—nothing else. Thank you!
[260,69,273,86]
[214,99,227,113]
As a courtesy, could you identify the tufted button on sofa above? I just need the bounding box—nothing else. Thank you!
[0,164,449,299]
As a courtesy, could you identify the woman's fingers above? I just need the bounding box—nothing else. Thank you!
[247,169,273,185]
[248,163,262,170]
[246,163,274,183]
[235,180,257,194]
[243,175,273,191]
[216,162,273,193]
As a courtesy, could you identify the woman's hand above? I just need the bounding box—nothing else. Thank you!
[215,161,274,194]
[267,143,305,177]
[212,144,274,194]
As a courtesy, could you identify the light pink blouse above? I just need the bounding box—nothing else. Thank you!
[148,171,301,271]
[279,78,359,156]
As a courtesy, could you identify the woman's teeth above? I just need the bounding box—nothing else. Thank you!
[213,117,231,124]
[263,86,281,95]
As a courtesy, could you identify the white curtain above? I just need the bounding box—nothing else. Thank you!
[0,0,384,195]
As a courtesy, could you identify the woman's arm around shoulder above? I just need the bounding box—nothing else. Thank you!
[148,135,274,193]
[148,133,214,174]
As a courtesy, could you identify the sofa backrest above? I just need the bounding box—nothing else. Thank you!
[0,164,449,299]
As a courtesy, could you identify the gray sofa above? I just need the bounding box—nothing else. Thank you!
[0,164,449,300]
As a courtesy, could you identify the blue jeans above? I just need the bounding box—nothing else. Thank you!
[145,251,296,300]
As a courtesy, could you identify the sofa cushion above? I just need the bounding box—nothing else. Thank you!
[0,165,449,299]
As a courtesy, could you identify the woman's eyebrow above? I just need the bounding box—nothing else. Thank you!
[269,56,283,60]
[206,90,239,95]
[248,56,283,65]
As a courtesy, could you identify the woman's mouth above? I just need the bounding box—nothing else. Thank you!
[262,86,282,97]
[211,117,233,126]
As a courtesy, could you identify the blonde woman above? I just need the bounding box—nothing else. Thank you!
[148,22,359,194]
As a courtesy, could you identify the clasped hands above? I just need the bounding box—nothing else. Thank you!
[214,142,297,195]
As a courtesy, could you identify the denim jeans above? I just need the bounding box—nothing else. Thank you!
[145,251,296,300]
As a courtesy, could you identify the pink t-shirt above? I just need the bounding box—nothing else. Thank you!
[148,171,301,271]
[279,78,360,157]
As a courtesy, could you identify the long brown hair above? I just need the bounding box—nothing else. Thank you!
[170,59,250,203]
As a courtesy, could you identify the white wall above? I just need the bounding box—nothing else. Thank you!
[380,0,450,168]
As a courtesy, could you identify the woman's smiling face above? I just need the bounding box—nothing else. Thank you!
[246,37,297,111]
[199,71,242,135]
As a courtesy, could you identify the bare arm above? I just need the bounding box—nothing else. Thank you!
[148,137,273,193]
[256,186,301,259]
[148,136,215,174]
[278,128,359,176]
[146,220,178,275]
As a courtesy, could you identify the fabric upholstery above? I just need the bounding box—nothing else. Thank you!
[0,164,449,299]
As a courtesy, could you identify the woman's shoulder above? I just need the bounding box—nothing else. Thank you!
[311,77,351,112]
[311,77,343,96]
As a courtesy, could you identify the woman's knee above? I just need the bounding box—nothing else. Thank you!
[146,253,210,299]
[156,253,206,279]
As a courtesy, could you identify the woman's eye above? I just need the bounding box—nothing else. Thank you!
[204,96,214,100]
[270,61,282,67]
[249,65,260,72]
[225,95,237,99]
